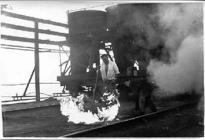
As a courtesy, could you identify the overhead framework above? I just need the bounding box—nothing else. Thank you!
[1,10,69,102]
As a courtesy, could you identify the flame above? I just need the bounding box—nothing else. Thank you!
[98,91,120,121]
[57,91,120,124]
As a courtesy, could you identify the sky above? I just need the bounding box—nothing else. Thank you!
[0,1,117,23]
[0,1,119,99]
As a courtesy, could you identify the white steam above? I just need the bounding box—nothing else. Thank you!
[148,35,203,95]
[156,3,203,61]
[148,3,203,95]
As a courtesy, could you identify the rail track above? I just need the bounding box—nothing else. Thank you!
[61,101,198,137]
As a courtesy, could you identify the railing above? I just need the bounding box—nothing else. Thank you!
[1,9,70,101]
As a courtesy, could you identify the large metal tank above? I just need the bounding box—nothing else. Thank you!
[106,4,157,75]
[106,4,155,30]
[59,10,107,94]
[68,10,107,34]
[68,10,107,75]
[68,10,107,43]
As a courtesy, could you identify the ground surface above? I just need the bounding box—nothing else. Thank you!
[81,104,204,137]
[2,97,204,137]
[2,101,135,137]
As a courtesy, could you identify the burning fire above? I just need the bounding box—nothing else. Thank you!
[98,91,120,121]
[57,91,120,124]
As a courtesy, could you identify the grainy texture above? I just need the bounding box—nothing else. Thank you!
[2,99,203,137]
[73,105,204,137]
[2,101,135,137]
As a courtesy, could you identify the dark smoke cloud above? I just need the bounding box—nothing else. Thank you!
[116,4,162,50]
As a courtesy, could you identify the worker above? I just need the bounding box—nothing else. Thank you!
[133,59,157,115]
[100,54,120,96]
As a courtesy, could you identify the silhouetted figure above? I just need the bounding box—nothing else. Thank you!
[134,60,157,114]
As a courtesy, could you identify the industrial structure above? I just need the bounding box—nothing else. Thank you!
[1,3,203,137]
[1,3,170,108]
[57,4,160,100]
[1,7,69,102]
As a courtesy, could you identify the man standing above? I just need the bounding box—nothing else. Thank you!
[100,54,120,95]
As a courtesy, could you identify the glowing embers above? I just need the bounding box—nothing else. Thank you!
[58,91,120,124]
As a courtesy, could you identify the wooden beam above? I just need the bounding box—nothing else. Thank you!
[1,34,34,42]
[1,10,68,28]
[1,44,70,53]
[1,47,34,52]
[1,34,68,46]
[1,22,68,37]
[23,66,35,97]
[34,21,40,102]
[2,82,60,86]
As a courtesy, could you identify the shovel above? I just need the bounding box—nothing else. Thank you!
[93,67,100,102]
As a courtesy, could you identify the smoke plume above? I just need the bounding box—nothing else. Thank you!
[147,3,203,96]
[148,35,203,95]
[107,3,203,96]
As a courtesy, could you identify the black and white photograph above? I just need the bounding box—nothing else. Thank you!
[0,0,204,138]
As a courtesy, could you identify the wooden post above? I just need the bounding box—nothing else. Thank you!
[34,21,40,102]
[58,45,62,74]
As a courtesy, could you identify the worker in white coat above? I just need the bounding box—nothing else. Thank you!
[100,54,120,96]
[100,54,119,80]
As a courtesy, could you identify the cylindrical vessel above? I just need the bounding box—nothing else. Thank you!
[106,4,156,74]
[68,10,107,76]
[68,10,107,34]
